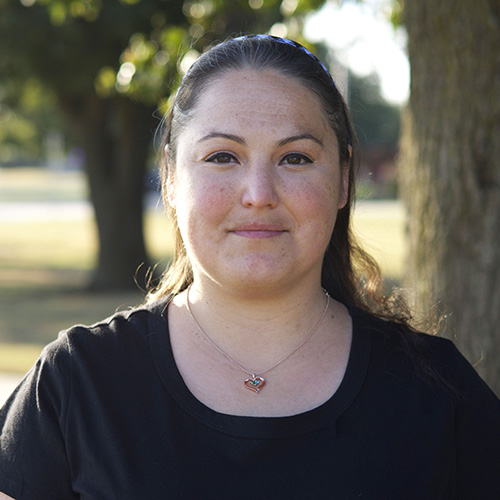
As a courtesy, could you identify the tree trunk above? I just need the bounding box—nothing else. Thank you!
[61,93,158,290]
[399,0,500,394]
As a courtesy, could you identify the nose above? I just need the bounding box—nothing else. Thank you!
[241,164,279,209]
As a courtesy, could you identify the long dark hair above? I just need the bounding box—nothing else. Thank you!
[148,36,425,328]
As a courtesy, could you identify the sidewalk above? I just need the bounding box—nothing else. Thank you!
[0,372,23,407]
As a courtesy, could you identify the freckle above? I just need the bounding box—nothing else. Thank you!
[218,186,230,198]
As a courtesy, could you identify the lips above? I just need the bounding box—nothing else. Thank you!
[229,223,287,238]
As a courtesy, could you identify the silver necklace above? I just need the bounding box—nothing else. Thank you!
[185,286,330,394]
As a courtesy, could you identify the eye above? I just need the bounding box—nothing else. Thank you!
[205,152,237,164]
[281,153,313,166]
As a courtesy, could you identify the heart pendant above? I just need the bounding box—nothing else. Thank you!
[244,375,266,394]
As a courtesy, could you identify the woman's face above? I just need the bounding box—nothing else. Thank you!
[169,68,349,296]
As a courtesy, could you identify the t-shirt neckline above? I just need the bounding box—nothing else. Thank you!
[147,299,372,439]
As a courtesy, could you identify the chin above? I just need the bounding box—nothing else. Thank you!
[217,265,298,295]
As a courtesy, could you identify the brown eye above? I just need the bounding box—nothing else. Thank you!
[282,153,312,165]
[206,152,237,163]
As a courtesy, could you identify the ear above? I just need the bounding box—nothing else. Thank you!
[338,145,351,209]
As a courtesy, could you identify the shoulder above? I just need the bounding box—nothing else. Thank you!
[351,307,496,399]
[352,306,455,357]
[2,298,171,424]
[36,299,170,380]
[351,305,449,352]
[51,299,168,350]
[349,310,500,497]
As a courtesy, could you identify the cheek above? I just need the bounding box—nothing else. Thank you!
[198,181,234,216]
[175,176,234,228]
[299,181,327,205]
[290,177,339,222]
[287,178,339,256]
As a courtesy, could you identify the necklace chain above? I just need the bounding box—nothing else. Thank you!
[185,286,330,388]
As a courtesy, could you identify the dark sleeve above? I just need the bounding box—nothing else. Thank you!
[0,333,77,500]
[443,342,500,499]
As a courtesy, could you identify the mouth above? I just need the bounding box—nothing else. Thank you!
[229,223,287,239]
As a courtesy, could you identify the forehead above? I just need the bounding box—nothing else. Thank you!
[185,68,332,139]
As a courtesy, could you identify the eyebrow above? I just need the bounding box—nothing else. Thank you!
[198,132,324,148]
[198,132,246,145]
[277,133,323,148]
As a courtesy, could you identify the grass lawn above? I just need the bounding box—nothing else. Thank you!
[0,167,406,373]
[0,211,174,369]
[351,200,407,281]
[0,167,86,202]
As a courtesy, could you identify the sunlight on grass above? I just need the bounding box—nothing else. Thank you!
[352,201,407,280]
[0,168,87,202]
[0,343,45,373]
[0,220,97,270]
[0,212,175,273]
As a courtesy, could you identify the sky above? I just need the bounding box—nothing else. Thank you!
[305,0,410,105]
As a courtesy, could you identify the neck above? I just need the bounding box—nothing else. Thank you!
[180,279,330,370]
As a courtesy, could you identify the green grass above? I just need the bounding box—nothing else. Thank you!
[0,167,406,373]
[0,220,97,270]
[0,343,46,373]
[0,167,87,202]
[351,201,407,280]
[0,212,174,273]
[0,211,175,373]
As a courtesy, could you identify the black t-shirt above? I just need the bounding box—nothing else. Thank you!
[1,300,499,499]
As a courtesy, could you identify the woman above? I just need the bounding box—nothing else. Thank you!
[1,35,499,499]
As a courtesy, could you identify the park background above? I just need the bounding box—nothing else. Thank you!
[1,0,498,402]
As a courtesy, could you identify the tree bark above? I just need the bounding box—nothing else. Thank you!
[61,93,158,290]
[399,0,500,393]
